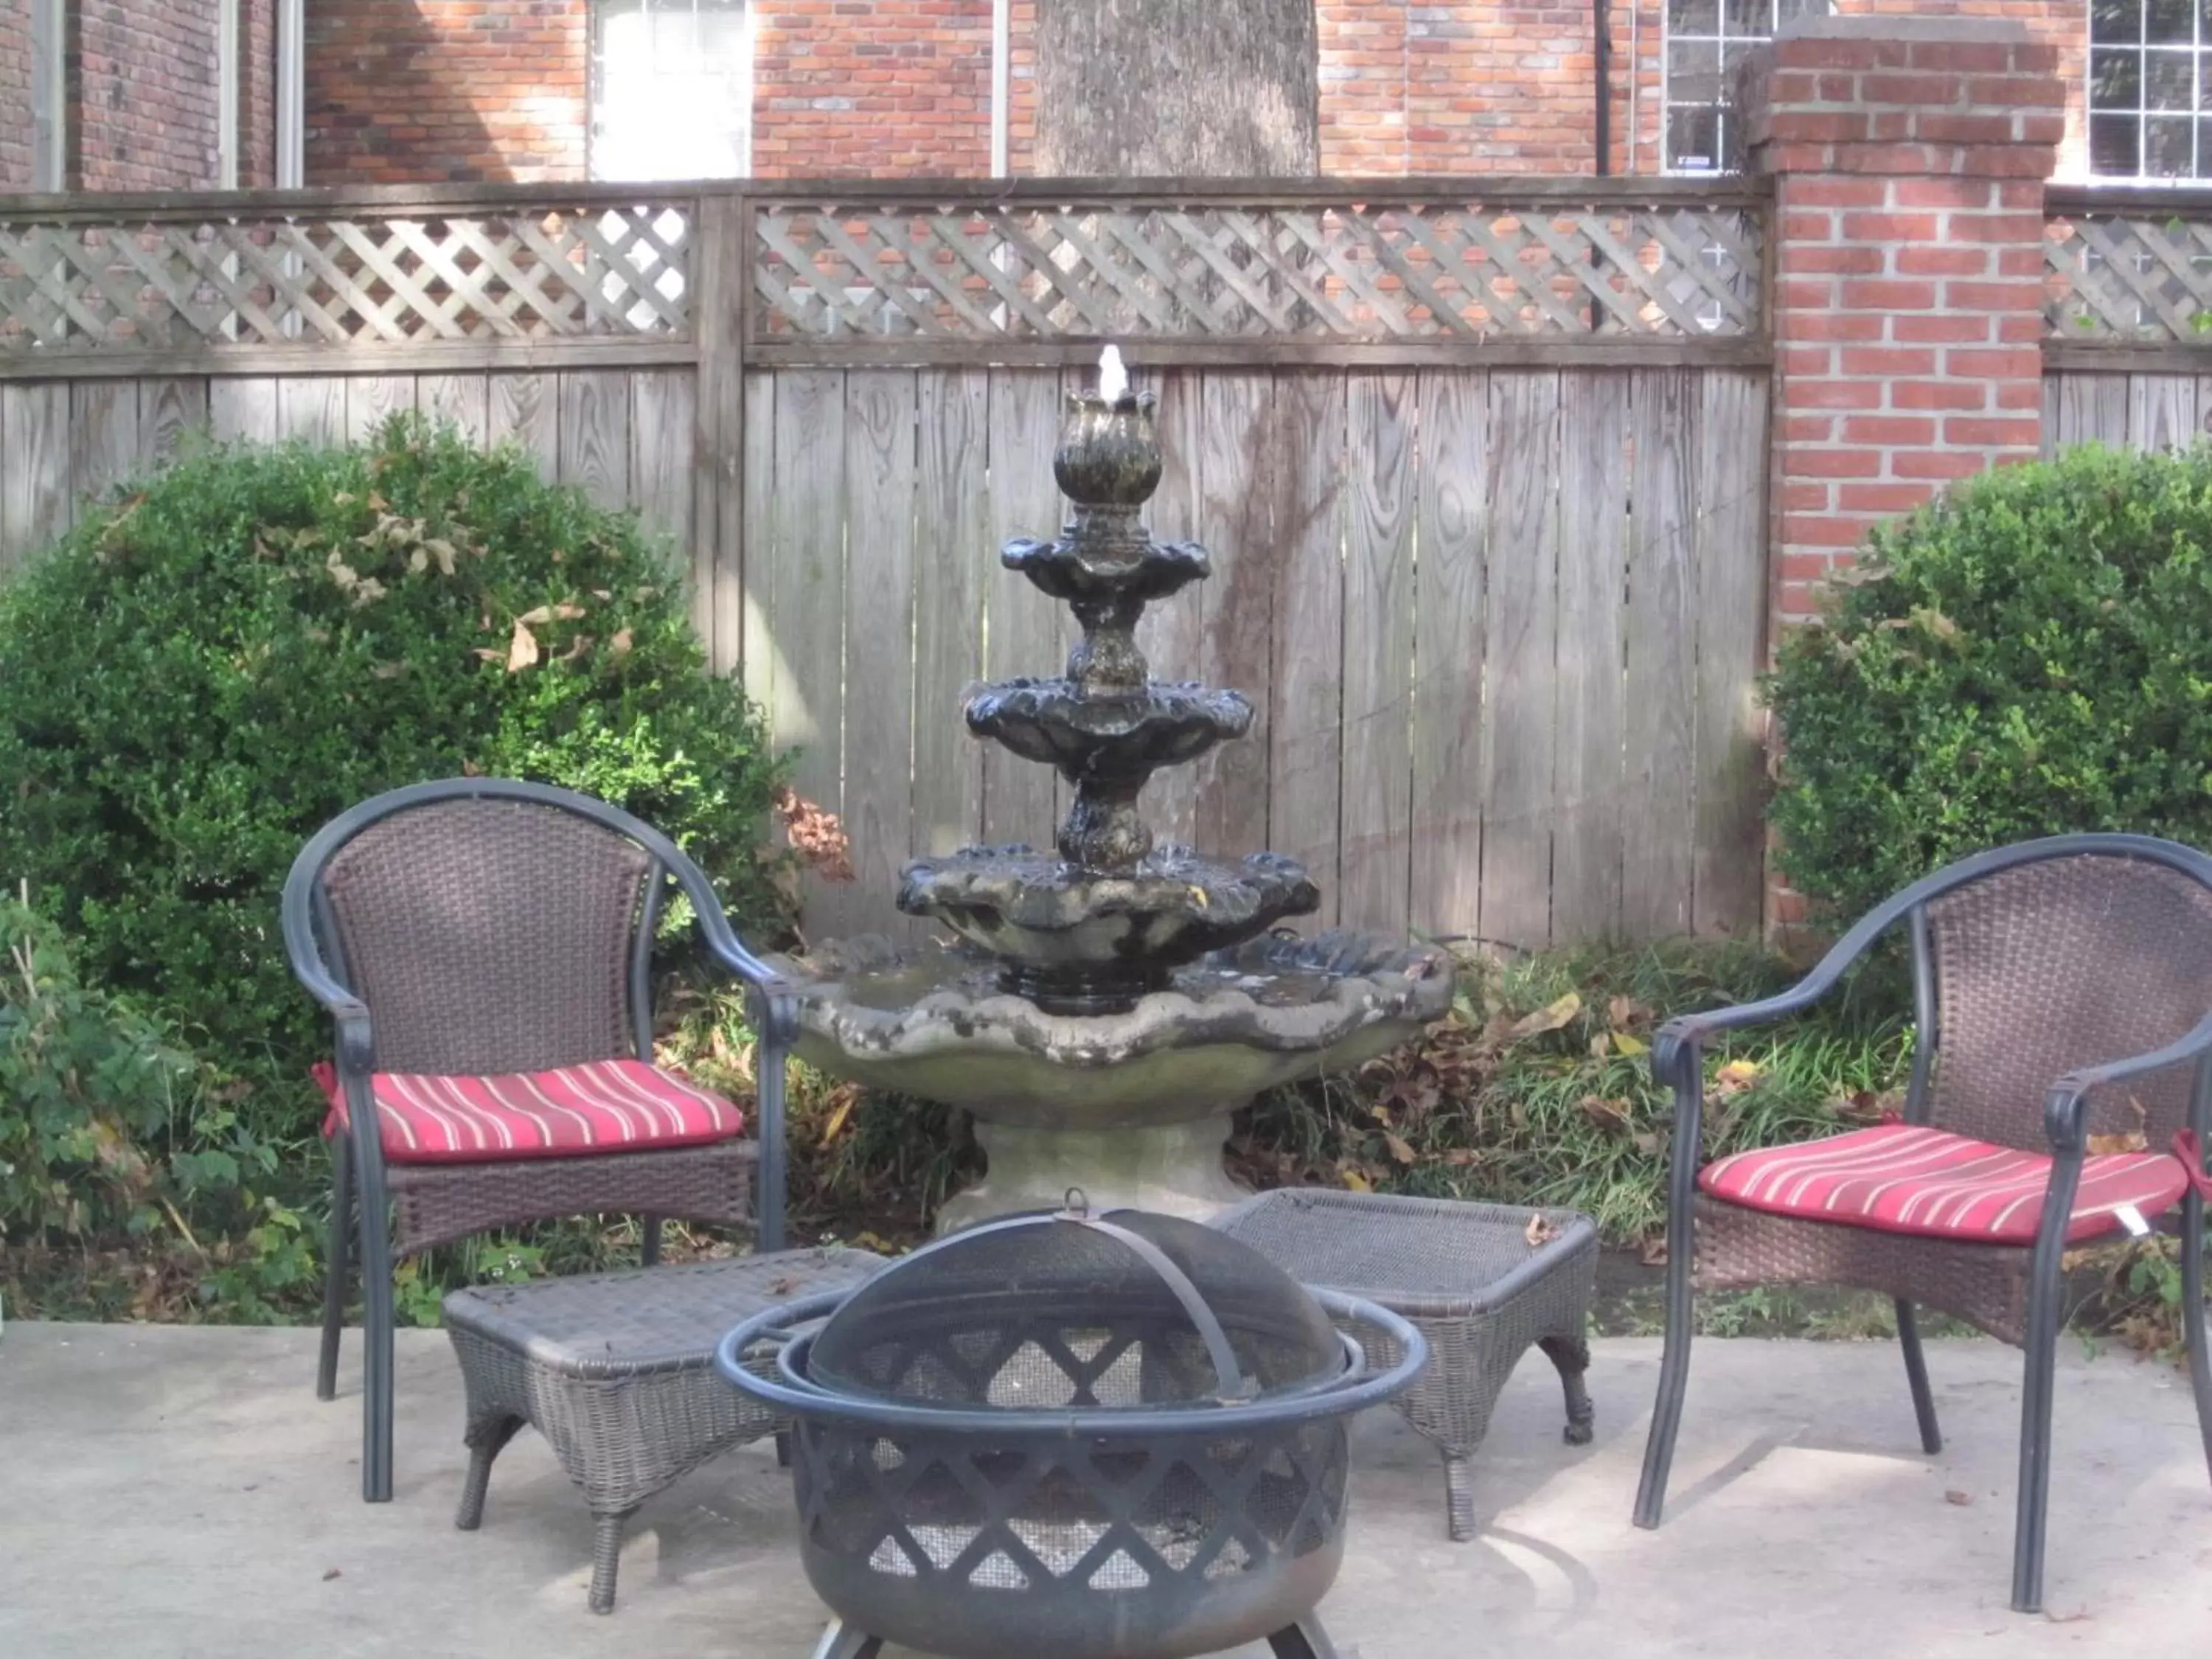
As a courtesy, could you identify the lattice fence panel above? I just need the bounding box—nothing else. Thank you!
[2046,211,2212,343]
[751,200,1767,341]
[0,203,692,354]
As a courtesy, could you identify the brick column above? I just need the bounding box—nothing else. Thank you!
[1747,17,2062,626]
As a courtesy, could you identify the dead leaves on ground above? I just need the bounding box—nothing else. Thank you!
[2084,1097,2149,1157]
[773,787,855,883]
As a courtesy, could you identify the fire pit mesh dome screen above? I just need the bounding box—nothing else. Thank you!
[805,1208,1346,1410]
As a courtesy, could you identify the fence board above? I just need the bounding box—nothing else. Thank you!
[557,370,631,509]
[140,377,208,465]
[419,373,490,444]
[489,372,559,477]
[1408,367,1489,942]
[2128,374,2199,453]
[1268,372,1348,925]
[1193,372,1276,857]
[1480,370,1562,950]
[1338,372,1415,934]
[1551,370,1628,942]
[734,372,773,686]
[1,382,70,569]
[913,368,990,858]
[345,375,415,444]
[839,370,919,938]
[630,368,695,557]
[979,369,1063,849]
[766,368,849,930]
[1135,366,1206,848]
[1623,368,1699,939]
[208,376,277,443]
[276,376,344,445]
[2052,371,2127,450]
[1693,370,1769,936]
[72,380,141,505]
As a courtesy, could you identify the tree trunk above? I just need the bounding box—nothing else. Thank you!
[1034,0,1318,178]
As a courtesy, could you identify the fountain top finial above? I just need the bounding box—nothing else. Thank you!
[1098,344,1128,403]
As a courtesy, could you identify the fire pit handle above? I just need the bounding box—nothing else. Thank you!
[1060,1214,1254,1402]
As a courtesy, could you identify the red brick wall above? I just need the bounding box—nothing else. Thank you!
[0,0,33,192]
[71,0,225,190]
[307,0,587,185]
[753,0,992,177]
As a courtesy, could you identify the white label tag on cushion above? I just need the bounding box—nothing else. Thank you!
[2114,1203,2152,1239]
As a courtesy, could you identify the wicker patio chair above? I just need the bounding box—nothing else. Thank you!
[1632,832,2212,1615]
[281,777,798,1504]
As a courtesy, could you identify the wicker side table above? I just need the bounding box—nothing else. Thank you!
[1211,1189,1597,1541]
[442,1248,885,1612]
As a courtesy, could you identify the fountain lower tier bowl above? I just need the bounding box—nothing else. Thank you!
[897,845,1320,1014]
[772,931,1453,1228]
[964,680,1252,782]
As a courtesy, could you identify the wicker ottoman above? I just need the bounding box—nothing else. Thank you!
[1211,1189,1597,1541]
[442,1248,886,1612]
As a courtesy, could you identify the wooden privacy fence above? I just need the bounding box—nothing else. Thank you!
[0,177,1775,948]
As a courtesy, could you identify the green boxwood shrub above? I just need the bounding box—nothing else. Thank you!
[1766,442,2212,923]
[0,414,787,1141]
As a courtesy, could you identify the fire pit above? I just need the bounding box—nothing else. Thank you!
[714,1200,1427,1659]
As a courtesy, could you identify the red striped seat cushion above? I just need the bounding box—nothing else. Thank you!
[1697,1123,2188,1246]
[311,1059,745,1164]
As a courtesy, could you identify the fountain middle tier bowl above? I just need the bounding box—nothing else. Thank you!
[768,931,1454,1131]
[964,679,1252,780]
[897,844,1319,1012]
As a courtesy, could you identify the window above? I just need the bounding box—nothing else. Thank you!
[1664,0,1832,174]
[590,0,753,182]
[2090,1,2212,179]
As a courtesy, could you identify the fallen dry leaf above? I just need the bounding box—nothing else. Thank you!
[1506,991,1582,1041]
[1711,1058,1762,1098]
[1383,1132,1416,1166]
[609,627,634,658]
[2086,1096,2149,1157]
[1638,1233,1669,1267]
[1524,1212,1561,1248]
[1612,1030,1650,1057]
[1579,1094,1632,1133]
[766,1276,799,1297]
[505,619,540,672]
[1944,1489,1973,1507]
[1341,1169,1373,1193]
[773,786,855,882]
[322,1568,343,1582]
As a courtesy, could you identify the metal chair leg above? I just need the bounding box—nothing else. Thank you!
[356,1161,397,1504]
[588,1506,639,1614]
[808,1618,884,1658]
[1633,1228,1695,1528]
[316,1136,352,1403]
[641,1214,663,1267]
[1267,1613,1344,1659]
[2011,1175,2077,1615]
[1539,1332,1596,1445]
[1896,1298,1943,1455]
[2182,1190,2212,1488]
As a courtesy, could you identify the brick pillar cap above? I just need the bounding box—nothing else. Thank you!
[1777,15,2030,46]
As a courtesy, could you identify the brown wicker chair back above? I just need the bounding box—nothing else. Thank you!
[318,794,654,1076]
[1924,851,2212,1152]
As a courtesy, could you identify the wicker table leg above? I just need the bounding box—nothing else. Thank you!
[1538,1333,1596,1446]
[455,1414,523,1531]
[1440,1450,1482,1543]
[1268,1613,1344,1658]
[588,1506,639,1615]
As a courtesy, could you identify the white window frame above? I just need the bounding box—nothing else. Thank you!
[1662,0,1833,175]
[218,0,240,188]
[589,0,754,183]
[30,0,66,191]
[2087,1,2212,182]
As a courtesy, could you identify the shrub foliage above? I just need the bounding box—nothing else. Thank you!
[1766,443,2212,922]
[0,415,787,1138]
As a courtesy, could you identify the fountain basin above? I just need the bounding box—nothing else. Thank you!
[771,931,1453,1228]
[965,678,1251,779]
[896,845,1321,1013]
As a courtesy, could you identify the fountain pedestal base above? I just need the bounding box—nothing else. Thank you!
[937,1113,1252,1234]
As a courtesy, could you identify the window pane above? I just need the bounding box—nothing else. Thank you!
[2146,114,2196,173]
[1776,0,1830,24]
[2091,111,2143,174]
[1669,39,1723,104]
[2092,47,2144,108]
[1668,105,1723,172]
[2149,51,2196,109]
[1669,0,1720,35]
[2093,0,2142,44]
[593,0,751,183]
[2147,0,2194,44]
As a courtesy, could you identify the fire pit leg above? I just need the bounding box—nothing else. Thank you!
[1267,1613,1345,1659]
[807,1618,883,1659]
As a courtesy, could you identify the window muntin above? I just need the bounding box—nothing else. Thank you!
[1664,0,1832,174]
[2089,0,2212,180]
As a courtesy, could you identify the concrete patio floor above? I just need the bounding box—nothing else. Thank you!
[2,1324,2208,1658]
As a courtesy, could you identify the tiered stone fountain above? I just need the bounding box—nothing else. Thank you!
[773,350,1451,1231]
